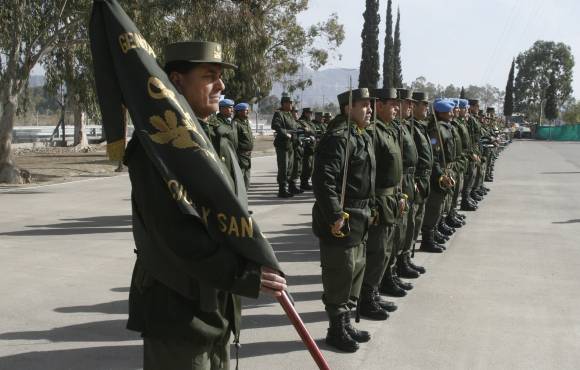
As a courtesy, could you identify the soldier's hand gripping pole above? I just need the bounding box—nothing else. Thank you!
[277,291,331,370]
[333,77,353,238]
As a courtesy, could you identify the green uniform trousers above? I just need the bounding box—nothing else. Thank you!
[291,145,303,181]
[300,152,314,184]
[144,333,230,370]
[275,146,294,186]
[413,202,426,241]
[401,203,419,256]
[422,189,446,232]
[320,241,366,318]
[362,224,394,290]
[241,167,250,192]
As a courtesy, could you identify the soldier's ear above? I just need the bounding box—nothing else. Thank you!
[169,71,184,94]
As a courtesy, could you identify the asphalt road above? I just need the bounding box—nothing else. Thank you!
[1,140,579,370]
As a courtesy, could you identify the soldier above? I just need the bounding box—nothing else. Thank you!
[298,107,316,190]
[445,100,467,229]
[380,88,419,298]
[233,102,254,191]
[312,111,327,138]
[420,99,457,253]
[467,100,488,203]
[359,88,403,320]
[409,91,433,271]
[323,112,333,123]
[126,40,286,370]
[289,108,305,194]
[312,88,375,352]
[271,96,298,198]
[209,98,240,179]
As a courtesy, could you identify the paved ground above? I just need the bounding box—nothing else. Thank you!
[0,140,579,370]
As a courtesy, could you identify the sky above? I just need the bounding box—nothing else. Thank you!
[300,0,580,99]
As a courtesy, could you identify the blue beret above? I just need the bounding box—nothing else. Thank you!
[434,100,455,113]
[219,98,235,108]
[459,99,469,109]
[452,99,460,107]
[234,103,249,111]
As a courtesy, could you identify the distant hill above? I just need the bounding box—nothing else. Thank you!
[271,67,360,108]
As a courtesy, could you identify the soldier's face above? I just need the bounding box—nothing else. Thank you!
[170,63,225,120]
[414,101,428,119]
[304,112,312,120]
[237,109,249,119]
[292,111,299,119]
[220,106,234,118]
[438,111,453,121]
[377,100,398,123]
[347,99,372,127]
[282,102,292,112]
[459,108,467,117]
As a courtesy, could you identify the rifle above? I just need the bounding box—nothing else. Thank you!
[333,77,353,238]
[431,104,455,189]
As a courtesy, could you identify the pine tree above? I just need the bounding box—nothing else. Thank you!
[544,73,558,121]
[460,86,466,99]
[392,7,403,87]
[358,0,380,89]
[382,0,394,88]
[504,59,515,117]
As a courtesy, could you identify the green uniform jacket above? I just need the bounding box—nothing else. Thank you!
[124,136,261,342]
[201,117,237,182]
[411,118,433,204]
[271,111,297,149]
[234,117,254,169]
[393,119,419,201]
[312,114,376,247]
[298,118,317,156]
[367,119,403,226]
[467,115,483,155]
[430,120,455,193]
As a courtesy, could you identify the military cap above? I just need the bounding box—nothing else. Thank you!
[302,107,313,113]
[164,41,237,69]
[324,112,332,118]
[234,102,249,111]
[291,107,299,112]
[337,88,371,106]
[412,91,429,103]
[396,88,414,101]
[315,111,324,117]
[434,99,455,113]
[458,99,469,109]
[478,109,485,116]
[372,88,398,101]
[486,107,496,114]
[468,99,480,106]
[280,96,293,104]
[219,98,235,108]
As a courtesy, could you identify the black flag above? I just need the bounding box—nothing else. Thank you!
[89,0,281,274]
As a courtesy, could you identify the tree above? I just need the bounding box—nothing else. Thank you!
[460,86,466,99]
[504,59,515,117]
[382,0,394,88]
[358,0,380,89]
[562,99,580,124]
[0,0,88,183]
[514,40,574,120]
[544,73,558,121]
[392,7,403,87]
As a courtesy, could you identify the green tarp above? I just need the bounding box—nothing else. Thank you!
[535,124,580,141]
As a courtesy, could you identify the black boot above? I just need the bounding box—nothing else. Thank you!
[344,310,371,342]
[359,288,389,320]
[435,230,449,242]
[326,313,359,352]
[397,255,420,279]
[374,290,398,312]
[300,181,312,191]
[445,215,464,228]
[438,221,455,236]
[470,191,483,201]
[420,230,444,253]
[288,181,303,194]
[461,199,477,211]
[455,212,466,220]
[394,274,413,290]
[406,254,426,274]
[379,268,407,297]
[277,184,293,198]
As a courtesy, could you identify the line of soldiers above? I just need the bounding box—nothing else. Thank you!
[205,99,255,191]
[309,87,509,352]
[271,97,334,197]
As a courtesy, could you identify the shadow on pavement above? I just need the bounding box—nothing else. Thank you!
[0,215,132,236]
[55,299,127,315]
[232,339,308,359]
[0,345,141,370]
[0,319,139,342]
[552,219,580,224]
[241,311,326,330]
